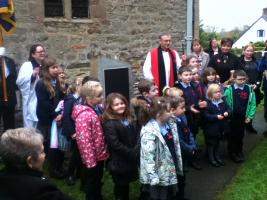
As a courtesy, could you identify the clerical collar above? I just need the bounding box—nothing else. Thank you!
[180,82,191,88]
[160,47,169,52]
[234,84,245,90]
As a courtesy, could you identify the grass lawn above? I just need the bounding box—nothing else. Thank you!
[216,138,267,200]
[53,128,204,200]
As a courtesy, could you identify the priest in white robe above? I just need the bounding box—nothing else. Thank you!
[16,44,46,128]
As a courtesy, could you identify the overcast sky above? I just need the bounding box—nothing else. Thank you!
[200,0,267,31]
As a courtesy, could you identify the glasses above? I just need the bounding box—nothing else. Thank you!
[35,50,45,54]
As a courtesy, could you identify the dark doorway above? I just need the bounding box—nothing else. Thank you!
[104,68,129,100]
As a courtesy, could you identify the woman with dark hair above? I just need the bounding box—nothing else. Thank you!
[16,44,46,128]
[206,38,222,59]
[208,38,241,84]
[0,128,74,200]
[191,39,210,75]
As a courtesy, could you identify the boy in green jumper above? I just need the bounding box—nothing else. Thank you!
[224,70,256,163]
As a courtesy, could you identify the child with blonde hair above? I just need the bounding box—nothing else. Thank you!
[162,87,183,97]
[72,80,109,199]
[204,83,230,167]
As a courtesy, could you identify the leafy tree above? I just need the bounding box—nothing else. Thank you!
[230,28,242,42]
[199,23,220,51]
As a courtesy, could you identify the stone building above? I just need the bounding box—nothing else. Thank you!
[5,0,199,98]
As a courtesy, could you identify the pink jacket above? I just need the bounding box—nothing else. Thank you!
[72,104,109,168]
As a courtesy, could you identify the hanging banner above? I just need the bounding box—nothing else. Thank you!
[0,0,16,35]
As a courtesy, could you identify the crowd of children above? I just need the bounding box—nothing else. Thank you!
[4,38,267,200]
[34,63,257,199]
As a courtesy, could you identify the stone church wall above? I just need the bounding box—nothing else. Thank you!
[4,0,199,96]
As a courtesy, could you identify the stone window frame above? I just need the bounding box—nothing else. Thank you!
[44,0,64,17]
[71,0,89,18]
[43,0,106,21]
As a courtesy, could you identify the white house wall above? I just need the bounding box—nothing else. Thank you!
[233,18,267,48]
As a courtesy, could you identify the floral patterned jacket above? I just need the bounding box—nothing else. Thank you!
[140,118,183,186]
[72,104,109,168]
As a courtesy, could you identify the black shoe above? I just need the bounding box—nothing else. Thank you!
[230,154,242,163]
[66,176,76,186]
[190,161,202,170]
[195,148,202,153]
[215,158,226,166]
[237,152,245,162]
[183,165,189,173]
[209,160,220,167]
[263,130,267,137]
[246,126,258,134]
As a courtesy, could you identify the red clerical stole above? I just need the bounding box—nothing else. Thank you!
[150,48,177,92]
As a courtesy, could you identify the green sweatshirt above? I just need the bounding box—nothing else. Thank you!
[224,84,256,119]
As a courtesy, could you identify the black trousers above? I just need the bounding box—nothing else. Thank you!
[254,87,263,106]
[67,140,82,177]
[0,104,15,131]
[176,174,186,199]
[37,123,64,173]
[83,161,104,200]
[227,114,245,155]
[148,185,176,200]
[112,178,130,200]
[37,123,51,154]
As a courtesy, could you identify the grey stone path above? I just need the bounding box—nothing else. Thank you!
[185,111,266,200]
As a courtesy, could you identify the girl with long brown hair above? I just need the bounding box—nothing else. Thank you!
[35,56,66,179]
[103,93,139,200]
